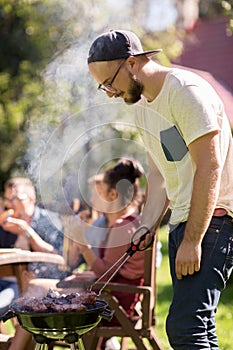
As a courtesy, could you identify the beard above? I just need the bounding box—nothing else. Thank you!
[124,74,144,105]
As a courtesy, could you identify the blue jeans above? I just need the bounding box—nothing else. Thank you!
[166,216,233,349]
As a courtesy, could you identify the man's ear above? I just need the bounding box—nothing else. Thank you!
[109,188,118,200]
[126,56,138,73]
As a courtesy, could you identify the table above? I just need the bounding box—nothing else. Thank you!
[0,249,65,293]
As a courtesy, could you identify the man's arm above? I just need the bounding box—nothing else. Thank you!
[2,217,57,253]
[175,130,222,279]
[141,153,169,231]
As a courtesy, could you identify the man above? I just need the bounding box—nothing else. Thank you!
[0,176,65,280]
[0,177,65,349]
[87,30,233,349]
[0,177,64,268]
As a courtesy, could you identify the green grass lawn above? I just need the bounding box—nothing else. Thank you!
[155,225,233,350]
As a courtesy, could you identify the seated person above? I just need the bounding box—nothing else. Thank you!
[58,158,145,350]
[63,173,108,272]
[73,158,145,324]
[0,177,65,350]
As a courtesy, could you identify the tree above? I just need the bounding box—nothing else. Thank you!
[0,0,91,191]
[199,0,233,35]
[0,0,55,189]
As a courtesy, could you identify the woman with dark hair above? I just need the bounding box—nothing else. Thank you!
[76,158,145,325]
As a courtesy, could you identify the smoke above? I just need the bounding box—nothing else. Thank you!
[24,1,146,218]
[26,49,149,216]
[36,109,150,214]
[24,0,184,239]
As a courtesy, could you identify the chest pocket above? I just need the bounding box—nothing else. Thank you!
[160,126,188,162]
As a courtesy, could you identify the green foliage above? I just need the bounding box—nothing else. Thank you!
[0,0,46,188]
[199,0,233,35]
[0,0,84,191]
[221,0,233,35]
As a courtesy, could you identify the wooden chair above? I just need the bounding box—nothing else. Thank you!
[82,238,163,350]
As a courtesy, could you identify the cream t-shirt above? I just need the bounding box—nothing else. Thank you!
[135,68,233,225]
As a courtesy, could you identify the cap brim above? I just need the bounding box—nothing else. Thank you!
[134,49,162,57]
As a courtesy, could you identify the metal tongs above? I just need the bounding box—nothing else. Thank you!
[88,226,153,296]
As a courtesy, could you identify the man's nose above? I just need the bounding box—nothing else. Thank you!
[106,91,115,98]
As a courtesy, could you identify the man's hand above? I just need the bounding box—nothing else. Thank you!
[0,209,14,225]
[137,229,155,250]
[1,216,29,236]
[175,239,202,280]
[61,214,89,245]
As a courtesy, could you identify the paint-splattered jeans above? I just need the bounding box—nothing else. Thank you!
[166,216,233,349]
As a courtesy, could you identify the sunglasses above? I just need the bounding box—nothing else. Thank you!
[4,193,28,206]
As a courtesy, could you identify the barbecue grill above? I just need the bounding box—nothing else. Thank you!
[2,225,152,349]
[2,299,113,350]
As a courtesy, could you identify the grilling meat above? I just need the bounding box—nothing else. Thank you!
[11,289,97,313]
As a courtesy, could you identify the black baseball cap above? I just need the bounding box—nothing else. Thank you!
[88,29,162,64]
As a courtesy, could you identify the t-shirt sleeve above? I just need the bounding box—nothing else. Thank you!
[170,83,222,145]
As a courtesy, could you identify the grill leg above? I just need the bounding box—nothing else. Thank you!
[76,338,85,350]
[34,343,48,350]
